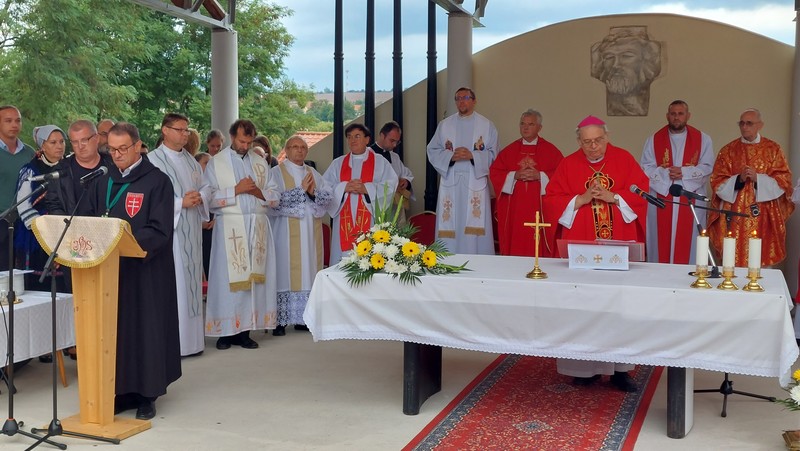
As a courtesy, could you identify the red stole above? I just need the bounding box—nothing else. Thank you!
[653,126,701,264]
[339,152,376,251]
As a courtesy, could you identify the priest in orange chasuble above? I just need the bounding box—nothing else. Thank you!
[707,108,793,267]
[490,109,563,257]
[543,115,649,393]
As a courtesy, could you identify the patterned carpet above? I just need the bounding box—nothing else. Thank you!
[404,355,662,451]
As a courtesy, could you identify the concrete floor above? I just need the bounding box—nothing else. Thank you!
[0,330,797,450]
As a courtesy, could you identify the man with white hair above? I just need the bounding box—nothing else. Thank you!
[543,115,648,392]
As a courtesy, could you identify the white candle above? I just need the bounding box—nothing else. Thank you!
[748,235,762,270]
[695,234,709,266]
[722,235,736,268]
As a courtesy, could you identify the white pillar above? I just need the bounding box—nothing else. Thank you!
[211,29,239,139]
[445,12,473,117]
[787,10,800,303]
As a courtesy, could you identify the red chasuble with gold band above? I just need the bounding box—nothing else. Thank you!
[338,151,375,251]
[652,125,702,264]
[489,138,563,257]
[543,145,649,257]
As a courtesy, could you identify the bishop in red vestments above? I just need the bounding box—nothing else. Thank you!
[490,110,563,257]
[543,115,648,393]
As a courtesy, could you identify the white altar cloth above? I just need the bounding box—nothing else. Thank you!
[305,255,798,386]
[0,291,75,363]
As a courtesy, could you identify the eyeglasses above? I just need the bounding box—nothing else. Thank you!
[580,137,606,147]
[738,120,761,127]
[108,141,138,155]
[98,131,109,137]
[346,134,365,140]
[454,95,474,101]
[166,126,190,134]
[69,134,96,147]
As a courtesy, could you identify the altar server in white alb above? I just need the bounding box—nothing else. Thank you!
[426,87,498,254]
[268,136,332,336]
[203,119,280,350]
[148,113,208,357]
[323,123,398,265]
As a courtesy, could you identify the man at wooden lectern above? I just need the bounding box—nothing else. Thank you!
[87,122,182,420]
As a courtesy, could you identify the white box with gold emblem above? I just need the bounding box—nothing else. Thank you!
[567,243,629,270]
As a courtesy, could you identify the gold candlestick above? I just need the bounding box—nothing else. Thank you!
[742,268,764,292]
[690,265,712,289]
[716,267,738,290]
[524,211,551,279]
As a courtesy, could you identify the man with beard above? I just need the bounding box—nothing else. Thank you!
[427,87,498,254]
[203,119,280,349]
[640,100,714,264]
[591,27,662,116]
[370,121,414,225]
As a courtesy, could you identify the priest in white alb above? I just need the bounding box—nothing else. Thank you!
[148,113,208,357]
[203,119,280,350]
[426,87,498,254]
[323,123,398,265]
[268,136,332,336]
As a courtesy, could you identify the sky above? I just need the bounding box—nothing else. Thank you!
[268,1,796,92]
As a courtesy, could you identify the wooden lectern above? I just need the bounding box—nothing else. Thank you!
[33,216,151,440]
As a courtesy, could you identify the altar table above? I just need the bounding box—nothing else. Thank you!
[304,255,798,438]
[0,291,75,363]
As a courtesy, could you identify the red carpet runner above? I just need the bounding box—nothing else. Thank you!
[404,355,662,451]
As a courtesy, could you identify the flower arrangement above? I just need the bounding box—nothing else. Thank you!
[776,369,800,411]
[339,185,468,287]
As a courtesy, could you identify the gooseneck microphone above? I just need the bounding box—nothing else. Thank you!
[630,185,665,209]
[79,166,108,186]
[27,169,68,183]
[668,184,710,202]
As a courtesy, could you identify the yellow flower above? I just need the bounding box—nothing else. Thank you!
[793,369,800,382]
[402,242,420,257]
[356,240,372,257]
[373,230,391,243]
[370,253,385,269]
[422,250,437,268]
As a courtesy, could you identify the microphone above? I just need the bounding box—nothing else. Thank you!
[80,166,108,186]
[630,185,665,209]
[27,169,67,183]
[668,184,710,202]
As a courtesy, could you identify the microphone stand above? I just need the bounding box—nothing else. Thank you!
[0,181,65,449]
[675,196,773,417]
[660,197,748,278]
[28,187,118,449]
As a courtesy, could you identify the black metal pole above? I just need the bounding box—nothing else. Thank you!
[424,0,439,212]
[392,0,404,160]
[365,0,375,137]
[333,0,344,159]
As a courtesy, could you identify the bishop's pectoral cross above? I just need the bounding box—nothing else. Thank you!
[523,211,551,279]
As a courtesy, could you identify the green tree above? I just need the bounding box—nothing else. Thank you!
[0,0,318,149]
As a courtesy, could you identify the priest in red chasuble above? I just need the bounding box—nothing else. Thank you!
[543,115,648,392]
[490,109,563,257]
[708,108,793,268]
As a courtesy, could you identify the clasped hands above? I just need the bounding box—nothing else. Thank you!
[345,178,368,195]
[301,172,316,195]
[182,190,203,208]
[575,180,616,208]
[450,146,473,162]
[740,166,757,182]
[514,167,540,182]
[235,176,272,204]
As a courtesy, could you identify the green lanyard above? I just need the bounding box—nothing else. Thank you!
[104,178,131,217]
